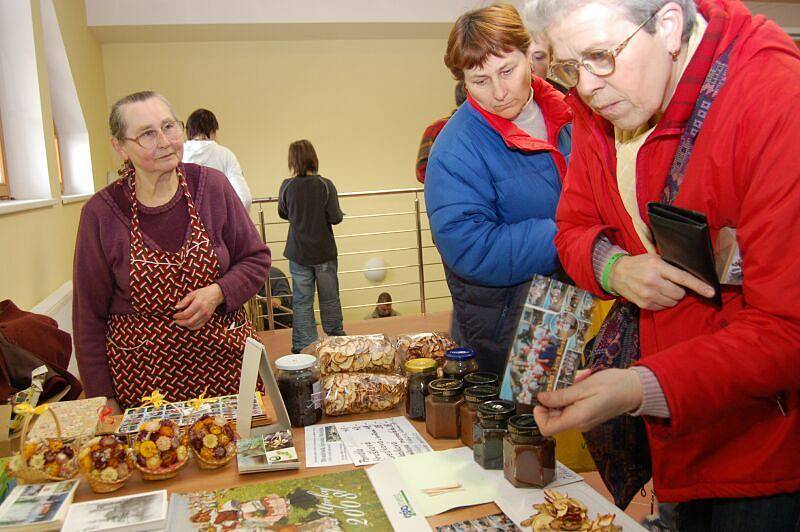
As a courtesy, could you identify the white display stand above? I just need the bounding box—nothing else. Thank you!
[236,338,291,439]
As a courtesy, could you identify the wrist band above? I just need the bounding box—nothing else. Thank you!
[601,252,627,295]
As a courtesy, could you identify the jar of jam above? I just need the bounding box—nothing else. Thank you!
[464,372,499,387]
[404,358,438,421]
[443,348,479,380]
[425,378,464,439]
[275,354,323,427]
[458,385,499,448]
[503,414,556,488]
[473,399,514,470]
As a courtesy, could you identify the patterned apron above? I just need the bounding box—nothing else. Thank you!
[106,168,255,409]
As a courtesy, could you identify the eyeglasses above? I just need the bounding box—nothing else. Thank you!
[548,11,657,89]
[123,120,184,150]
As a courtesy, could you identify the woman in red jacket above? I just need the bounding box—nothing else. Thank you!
[526,0,800,529]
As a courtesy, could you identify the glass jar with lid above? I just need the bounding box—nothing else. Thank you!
[464,372,499,388]
[443,348,479,380]
[458,385,499,448]
[404,358,438,421]
[275,354,323,427]
[473,399,515,470]
[425,378,464,439]
[503,414,556,487]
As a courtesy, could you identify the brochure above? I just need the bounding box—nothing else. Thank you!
[62,490,168,532]
[0,479,79,531]
[167,469,392,531]
[304,423,352,468]
[334,416,432,467]
[237,429,300,473]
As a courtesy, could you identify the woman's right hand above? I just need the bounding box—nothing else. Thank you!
[610,253,715,311]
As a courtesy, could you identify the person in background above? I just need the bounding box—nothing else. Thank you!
[529,32,568,93]
[74,91,269,412]
[527,0,800,529]
[366,292,400,319]
[278,140,346,353]
[425,4,572,377]
[260,265,293,330]
[183,108,252,211]
[415,81,467,184]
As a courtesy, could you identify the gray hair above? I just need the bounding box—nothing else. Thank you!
[525,0,697,43]
[109,91,177,140]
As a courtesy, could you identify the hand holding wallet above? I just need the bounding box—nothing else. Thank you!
[646,202,722,309]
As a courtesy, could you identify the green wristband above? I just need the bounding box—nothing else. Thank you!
[601,252,627,295]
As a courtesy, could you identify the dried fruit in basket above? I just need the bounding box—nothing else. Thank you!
[8,402,79,484]
[308,334,398,375]
[322,373,406,416]
[132,418,189,480]
[78,434,133,493]
[188,414,237,470]
[394,332,456,367]
[520,489,622,531]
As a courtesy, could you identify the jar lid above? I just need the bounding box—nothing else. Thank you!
[508,414,540,435]
[477,399,515,421]
[464,372,499,386]
[428,378,464,397]
[404,358,437,373]
[445,347,476,361]
[275,354,317,371]
[464,385,499,403]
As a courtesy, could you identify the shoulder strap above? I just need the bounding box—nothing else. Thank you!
[662,41,735,205]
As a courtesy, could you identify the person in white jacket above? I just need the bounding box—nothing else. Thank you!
[183,108,252,211]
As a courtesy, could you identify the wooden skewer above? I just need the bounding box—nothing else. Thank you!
[421,483,463,496]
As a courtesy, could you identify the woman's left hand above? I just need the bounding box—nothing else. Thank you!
[174,283,224,330]
[533,369,643,436]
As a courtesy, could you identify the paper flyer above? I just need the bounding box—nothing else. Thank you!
[366,459,433,532]
[304,423,352,468]
[494,481,646,531]
[335,416,432,466]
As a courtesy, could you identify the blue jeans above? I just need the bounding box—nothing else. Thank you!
[289,259,345,352]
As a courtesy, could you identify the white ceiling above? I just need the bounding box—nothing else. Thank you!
[84,0,800,42]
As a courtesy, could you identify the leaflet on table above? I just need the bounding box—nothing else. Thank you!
[0,479,79,531]
[304,423,352,468]
[435,512,520,531]
[335,416,432,466]
[366,459,432,532]
[494,481,646,531]
[372,447,583,518]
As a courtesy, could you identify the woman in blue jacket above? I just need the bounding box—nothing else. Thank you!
[426,4,571,377]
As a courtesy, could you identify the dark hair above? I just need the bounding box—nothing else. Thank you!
[288,140,319,176]
[109,91,175,140]
[377,292,392,304]
[186,108,219,139]
[455,81,467,106]
[445,4,532,81]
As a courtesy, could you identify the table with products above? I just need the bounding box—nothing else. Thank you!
[57,316,644,531]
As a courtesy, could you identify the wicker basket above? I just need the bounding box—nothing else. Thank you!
[10,406,79,484]
[78,435,133,494]
[190,444,236,470]
[131,419,189,481]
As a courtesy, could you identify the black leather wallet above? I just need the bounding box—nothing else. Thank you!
[647,202,722,309]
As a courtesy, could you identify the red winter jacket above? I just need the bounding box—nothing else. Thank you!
[555,0,800,503]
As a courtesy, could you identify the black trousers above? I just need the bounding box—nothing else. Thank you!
[674,491,800,532]
[443,264,530,378]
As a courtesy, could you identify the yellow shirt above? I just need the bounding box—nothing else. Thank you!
[614,14,708,252]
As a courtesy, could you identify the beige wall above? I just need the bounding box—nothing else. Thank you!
[0,0,112,310]
[102,38,457,322]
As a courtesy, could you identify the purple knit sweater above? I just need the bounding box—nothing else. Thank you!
[72,163,270,399]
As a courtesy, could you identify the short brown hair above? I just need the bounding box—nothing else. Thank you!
[288,140,319,176]
[444,4,532,80]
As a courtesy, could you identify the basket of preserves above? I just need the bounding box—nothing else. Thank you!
[8,403,80,484]
[77,434,133,493]
[188,414,237,470]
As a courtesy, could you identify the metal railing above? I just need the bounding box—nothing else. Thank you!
[248,187,451,331]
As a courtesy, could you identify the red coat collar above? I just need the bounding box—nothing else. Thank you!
[467,75,572,152]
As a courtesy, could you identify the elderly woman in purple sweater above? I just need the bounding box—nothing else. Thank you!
[73,91,269,413]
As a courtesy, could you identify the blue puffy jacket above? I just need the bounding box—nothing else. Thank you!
[425,78,573,287]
